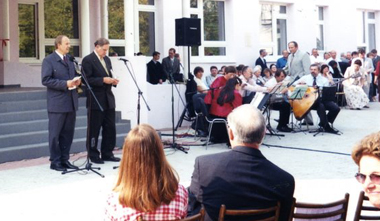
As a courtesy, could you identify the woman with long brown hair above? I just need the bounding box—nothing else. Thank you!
[105,124,188,220]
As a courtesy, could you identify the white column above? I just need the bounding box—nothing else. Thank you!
[182,0,190,79]
[80,0,91,57]
[1,0,10,61]
[100,0,108,38]
[124,0,134,57]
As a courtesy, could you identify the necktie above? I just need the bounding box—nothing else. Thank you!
[289,54,294,68]
[63,55,68,65]
[313,76,317,86]
[100,58,110,76]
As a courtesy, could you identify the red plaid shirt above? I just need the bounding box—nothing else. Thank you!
[105,184,188,221]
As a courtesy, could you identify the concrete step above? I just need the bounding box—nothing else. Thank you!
[0,116,88,135]
[0,133,128,164]
[0,123,130,149]
[0,90,46,102]
[0,107,87,124]
[0,97,86,113]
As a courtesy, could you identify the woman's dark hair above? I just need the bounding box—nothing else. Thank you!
[320,64,329,73]
[225,66,237,74]
[354,59,362,66]
[217,77,242,106]
[270,64,277,69]
[274,69,286,78]
[193,66,204,77]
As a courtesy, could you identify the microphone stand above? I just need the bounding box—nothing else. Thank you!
[120,59,150,125]
[166,71,188,153]
[62,59,104,177]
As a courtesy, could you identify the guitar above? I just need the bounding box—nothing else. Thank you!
[288,85,319,120]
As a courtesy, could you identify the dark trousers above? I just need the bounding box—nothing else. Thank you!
[271,102,291,127]
[48,111,76,164]
[87,108,116,159]
[312,100,340,127]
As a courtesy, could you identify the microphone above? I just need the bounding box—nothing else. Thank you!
[67,54,81,75]
[119,58,129,62]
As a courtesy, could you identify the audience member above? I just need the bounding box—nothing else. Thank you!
[270,64,277,76]
[340,52,349,63]
[343,59,370,110]
[276,50,289,69]
[188,104,295,221]
[320,64,334,85]
[352,131,380,209]
[193,66,208,94]
[255,49,268,74]
[263,68,273,83]
[236,64,245,77]
[105,124,188,220]
[323,52,331,63]
[205,66,218,88]
[147,51,165,84]
[252,65,265,86]
[239,66,268,104]
[310,48,322,64]
[162,48,180,82]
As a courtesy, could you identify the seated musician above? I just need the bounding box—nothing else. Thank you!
[207,77,243,143]
[294,64,340,134]
[204,66,237,105]
[239,66,268,104]
[264,69,293,132]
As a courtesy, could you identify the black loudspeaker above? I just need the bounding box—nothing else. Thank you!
[175,18,201,46]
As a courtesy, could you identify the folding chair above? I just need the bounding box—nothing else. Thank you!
[288,193,349,220]
[218,202,281,221]
[353,191,380,220]
[181,207,205,221]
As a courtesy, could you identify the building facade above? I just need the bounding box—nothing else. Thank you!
[1,0,380,87]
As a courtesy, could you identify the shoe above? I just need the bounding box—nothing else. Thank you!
[356,108,361,110]
[90,157,104,164]
[364,105,369,108]
[197,130,208,137]
[277,126,293,132]
[301,122,314,126]
[61,161,79,170]
[102,156,120,162]
[324,125,339,134]
[50,163,67,172]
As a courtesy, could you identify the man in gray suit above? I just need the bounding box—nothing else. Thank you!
[162,48,180,83]
[284,41,311,81]
[41,35,81,172]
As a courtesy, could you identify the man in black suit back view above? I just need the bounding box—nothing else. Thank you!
[147,51,165,84]
[188,104,295,221]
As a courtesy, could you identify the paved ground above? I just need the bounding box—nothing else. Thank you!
[0,102,379,220]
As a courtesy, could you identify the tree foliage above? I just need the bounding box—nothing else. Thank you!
[108,0,125,39]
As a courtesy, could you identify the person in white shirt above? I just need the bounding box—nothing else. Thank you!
[264,69,292,132]
[205,66,218,88]
[309,48,323,65]
[239,66,268,104]
[294,64,340,134]
[193,66,208,94]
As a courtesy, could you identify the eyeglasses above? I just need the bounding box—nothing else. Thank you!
[355,172,380,184]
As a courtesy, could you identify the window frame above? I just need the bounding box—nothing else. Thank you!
[135,1,157,56]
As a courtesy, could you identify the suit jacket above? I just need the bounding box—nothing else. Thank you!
[162,56,180,80]
[82,52,116,110]
[146,60,165,84]
[255,57,268,73]
[41,52,78,113]
[188,146,295,221]
[284,49,311,81]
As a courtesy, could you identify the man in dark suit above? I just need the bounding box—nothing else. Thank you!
[82,38,120,164]
[41,35,81,172]
[255,49,268,75]
[147,51,165,84]
[188,105,295,221]
[162,48,180,83]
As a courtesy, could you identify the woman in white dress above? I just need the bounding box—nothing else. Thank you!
[343,59,369,110]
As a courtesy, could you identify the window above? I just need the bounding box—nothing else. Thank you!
[108,0,125,56]
[44,0,80,57]
[189,0,226,57]
[19,3,38,58]
[260,4,287,56]
[139,0,154,6]
[316,6,325,50]
[361,11,376,51]
[138,11,155,55]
